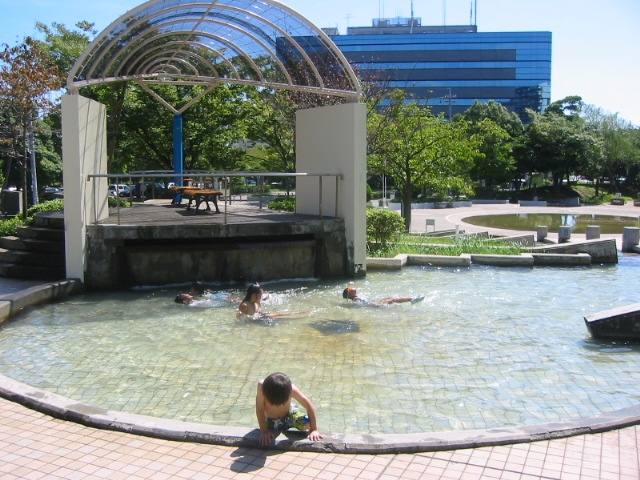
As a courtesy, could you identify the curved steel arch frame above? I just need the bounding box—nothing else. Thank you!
[67,0,361,100]
[62,1,367,284]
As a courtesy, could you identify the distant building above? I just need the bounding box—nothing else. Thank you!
[323,17,551,121]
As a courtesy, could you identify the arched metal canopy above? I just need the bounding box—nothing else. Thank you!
[67,0,361,102]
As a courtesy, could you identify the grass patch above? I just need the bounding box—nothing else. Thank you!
[368,234,523,258]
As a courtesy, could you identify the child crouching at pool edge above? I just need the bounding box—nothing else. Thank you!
[255,372,323,445]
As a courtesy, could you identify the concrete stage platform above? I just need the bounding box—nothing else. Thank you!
[86,199,349,289]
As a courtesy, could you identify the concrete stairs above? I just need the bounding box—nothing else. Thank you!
[0,211,66,281]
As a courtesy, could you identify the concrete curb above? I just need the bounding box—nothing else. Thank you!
[1,373,639,454]
[367,251,598,270]
[0,279,84,325]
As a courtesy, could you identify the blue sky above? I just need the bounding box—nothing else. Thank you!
[1,0,639,125]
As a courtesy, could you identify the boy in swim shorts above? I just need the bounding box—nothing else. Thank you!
[255,372,323,445]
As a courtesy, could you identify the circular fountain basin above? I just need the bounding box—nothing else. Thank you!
[462,213,639,234]
[1,257,640,436]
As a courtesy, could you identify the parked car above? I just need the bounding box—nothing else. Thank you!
[130,182,166,198]
[42,186,63,200]
[108,184,130,197]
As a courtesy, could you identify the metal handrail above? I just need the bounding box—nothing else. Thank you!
[87,171,343,225]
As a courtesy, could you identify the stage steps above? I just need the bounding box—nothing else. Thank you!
[0,211,66,281]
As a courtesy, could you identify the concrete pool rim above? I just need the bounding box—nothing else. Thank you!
[1,280,640,454]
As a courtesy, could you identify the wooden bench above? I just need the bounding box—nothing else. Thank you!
[180,188,223,213]
[169,185,195,205]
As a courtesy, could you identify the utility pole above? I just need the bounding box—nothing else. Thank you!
[441,88,456,121]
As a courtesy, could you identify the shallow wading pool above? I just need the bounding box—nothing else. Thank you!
[1,256,640,435]
[462,213,640,234]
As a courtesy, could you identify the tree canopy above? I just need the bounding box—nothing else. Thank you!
[368,90,479,230]
[1,19,640,219]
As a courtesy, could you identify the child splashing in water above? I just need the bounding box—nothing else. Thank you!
[237,283,310,320]
[342,286,424,306]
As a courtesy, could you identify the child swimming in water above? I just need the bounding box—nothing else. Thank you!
[255,372,323,445]
[342,287,424,306]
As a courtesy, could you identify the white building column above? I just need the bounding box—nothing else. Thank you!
[61,94,109,282]
[296,102,367,276]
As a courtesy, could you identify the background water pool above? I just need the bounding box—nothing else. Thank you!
[1,256,640,435]
[462,213,639,234]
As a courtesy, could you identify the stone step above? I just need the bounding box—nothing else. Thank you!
[0,262,66,281]
[0,236,65,253]
[32,211,65,229]
[0,248,66,267]
[0,210,66,281]
[16,225,65,242]
[0,236,25,251]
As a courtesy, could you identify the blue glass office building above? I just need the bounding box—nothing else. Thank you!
[325,20,551,120]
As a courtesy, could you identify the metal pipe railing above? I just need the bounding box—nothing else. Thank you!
[87,171,343,225]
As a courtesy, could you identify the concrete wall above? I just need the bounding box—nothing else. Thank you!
[532,238,618,264]
[62,95,109,282]
[84,219,348,289]
[296,103,367,276]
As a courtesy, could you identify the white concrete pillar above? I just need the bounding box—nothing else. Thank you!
[296,103,367,276]
[536,226,548,242]
[586,225,601,240]
[622,227,640,252]
[558,225,571,243]
[62,95,109,282]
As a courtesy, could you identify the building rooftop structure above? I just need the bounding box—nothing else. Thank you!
[324,17,551,121]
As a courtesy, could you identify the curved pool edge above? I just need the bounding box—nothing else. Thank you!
[0,278,84,325]
[2,278,640,453]
[2,373,640,454]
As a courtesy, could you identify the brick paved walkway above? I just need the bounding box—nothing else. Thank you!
[1,397,638,479]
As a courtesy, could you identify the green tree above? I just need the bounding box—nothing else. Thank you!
[28,22,95,190]
[368,90,478,231]
[110,83,253,174]
[34,21,96,89]
[456,101,525,189]
[522,96,600,191]
[244,84,346,193]
[0,38,62,213]
[583,105,640,193]
[244,89,296,174]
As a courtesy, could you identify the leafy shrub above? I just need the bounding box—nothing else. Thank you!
[268,196,295,212]
[366,207,405,248]
[108,197,131,208]
[27,199,64,216]
[231,185,272,195]
[0,216,26,237]
[0,199,65,237]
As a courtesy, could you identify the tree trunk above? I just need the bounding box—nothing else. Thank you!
[22,124,28,218]
[402,187,412,232]
[29,116,39,205]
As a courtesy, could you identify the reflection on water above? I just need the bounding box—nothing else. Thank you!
[1,256,640,435]
[463,213,640,234]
